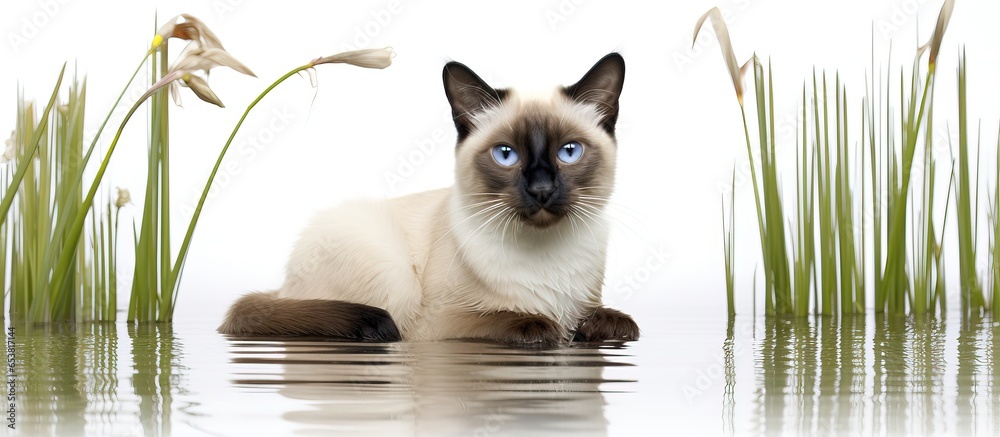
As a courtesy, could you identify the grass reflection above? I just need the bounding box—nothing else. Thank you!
[740,314,998,435]
[3,321,182,435]
[8,323,119,435]
[128,323,181,437]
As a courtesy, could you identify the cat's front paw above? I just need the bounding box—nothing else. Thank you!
[574,307,639,342]
[502,315,563,345]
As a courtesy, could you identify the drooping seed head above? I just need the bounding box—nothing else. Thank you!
[312,47,395,70]
[917,0,955,71]
[152,14,226,51]
[694,7,753,107]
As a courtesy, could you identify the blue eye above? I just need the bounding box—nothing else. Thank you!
[557,141,584,163]
[492,145,519,166]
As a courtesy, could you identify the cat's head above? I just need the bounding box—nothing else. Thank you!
[444,53,625,229]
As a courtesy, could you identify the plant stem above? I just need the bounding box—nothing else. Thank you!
[167,63,314,314]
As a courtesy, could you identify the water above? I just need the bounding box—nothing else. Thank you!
[3,314,998,436]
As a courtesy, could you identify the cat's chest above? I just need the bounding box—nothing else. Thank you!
[451,225,608,322]
[471,241,602,292]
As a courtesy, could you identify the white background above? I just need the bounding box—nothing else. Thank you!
[4,1,1000,435]
[2,0,999,328]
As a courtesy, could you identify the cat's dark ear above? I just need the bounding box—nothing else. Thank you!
[443,61,507,142]
[564,53,626,135]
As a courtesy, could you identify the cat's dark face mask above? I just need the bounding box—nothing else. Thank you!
[444,54,625,229]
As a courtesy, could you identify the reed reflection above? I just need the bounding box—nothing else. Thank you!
[128,323,183,437]
[747,315,996,436]
[7,322,119,436]
[955,314,998,436]
[722,316,735,437]
[225,338,634,436]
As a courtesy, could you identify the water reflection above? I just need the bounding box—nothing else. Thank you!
[128,323,183,437]
[742,314,999,436]
[4,314,998,435]
[722,316,736,437]
[226,338,635,436]
[4,321,182,436]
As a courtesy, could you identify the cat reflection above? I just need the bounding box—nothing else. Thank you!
[228,339,623,436]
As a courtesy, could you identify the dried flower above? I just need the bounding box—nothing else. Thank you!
[152,14,225,51]
[693,8,753,106]
[2,130,15,163]
[172,46,255,78]
[115,187,131,209]
[143,40,256,108]
[917,0,955,70]
[177,73,225,107]
[312,47,394,69]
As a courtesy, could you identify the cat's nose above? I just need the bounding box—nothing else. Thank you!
[527,180,556,204]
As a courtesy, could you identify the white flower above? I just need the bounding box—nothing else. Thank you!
[693,8,752,107]
[143,41,256,108]
[2,130,15,163]
[115,187,132,209]
[152,14,225,51]
[173,73,225,108]
[313,47,394,69]
[171,45,255,78]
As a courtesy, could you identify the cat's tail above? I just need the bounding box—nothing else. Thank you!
[217,291,402,341]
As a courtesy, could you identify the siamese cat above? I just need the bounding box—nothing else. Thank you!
[219,53,639,344]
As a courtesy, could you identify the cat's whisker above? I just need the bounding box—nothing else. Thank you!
[444,205,512,277]
[575,200,646,239]
[576,194,635,210]
[458,192,508,197]
[569,207,601,249]
[571,204,612,236]
[429,201,509,253]
[569,205,605,243]
[466,206,513,247]
[451,199,506,213]
[574,194,649,231]
[499,210,519,258]
[562,209,576,234]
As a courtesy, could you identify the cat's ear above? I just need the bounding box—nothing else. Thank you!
[443,61,507,141]
[564,53,626,135]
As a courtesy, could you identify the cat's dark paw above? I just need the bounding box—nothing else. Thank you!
[573,307,639,342]
[351,306,402,342]
[502,315,563,344]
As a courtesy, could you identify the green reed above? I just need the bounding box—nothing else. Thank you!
[3,70,123,323]
[129,30,172,322]
[992,130,1000,315]
[722,169,735,316]
[955,50,988,315]
[3,14,392,323]
[701,0,997,317]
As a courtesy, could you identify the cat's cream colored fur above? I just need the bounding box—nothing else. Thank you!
[220,54,636,343]
[278,89,615,340]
